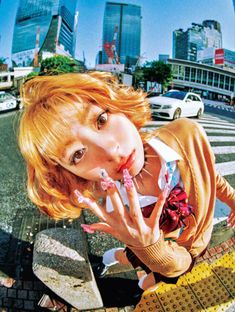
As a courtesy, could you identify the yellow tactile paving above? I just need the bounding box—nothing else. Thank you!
[136,288,164,312]
[134,253,235,312]
[210,251,235,297]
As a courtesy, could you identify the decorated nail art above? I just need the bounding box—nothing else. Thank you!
[74,189,85,203]
[100,168,109,178]
[100,169,115,191]
[100,179,115,191]
[74,190,91,205]
[81,224,95,234]
[162,185,170,199]
[123,169,133,190]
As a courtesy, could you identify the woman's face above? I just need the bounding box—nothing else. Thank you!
[55,103,144,181]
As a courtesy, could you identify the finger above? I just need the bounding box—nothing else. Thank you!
[100,169,131,222]
[227,211,235,227]
[81,222,114,235]
[74,189,107,222]
[123,169,145,229]
[227,211,235,223]
[150,185,169,229]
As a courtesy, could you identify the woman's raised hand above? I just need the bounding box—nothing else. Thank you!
[74,169,168,248]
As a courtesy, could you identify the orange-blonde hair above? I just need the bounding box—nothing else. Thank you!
[18,71,151,220]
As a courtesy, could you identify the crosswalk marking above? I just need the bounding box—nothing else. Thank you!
[205,129,235,135]
[201,114,222,120]
[197,123,235,129]
[197,120,232,126]
[215,161,235,176]
[212,146,235,154]
[208,136,235,142]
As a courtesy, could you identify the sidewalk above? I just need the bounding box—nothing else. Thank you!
[0,205,234,311]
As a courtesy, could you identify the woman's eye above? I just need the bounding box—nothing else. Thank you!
[71,148,86,165]
[97,111,108,129]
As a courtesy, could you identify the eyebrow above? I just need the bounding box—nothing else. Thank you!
[57,105,104,162]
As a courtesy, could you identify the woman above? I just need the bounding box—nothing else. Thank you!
[18,71,235,293]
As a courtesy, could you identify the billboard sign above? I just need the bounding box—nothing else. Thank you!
[214,48,224,65]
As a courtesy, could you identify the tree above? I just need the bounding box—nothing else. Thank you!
[39,55,84,75]
[132,66,145,89]
[143,61,172,87]
[0,57,7,65]
[26,71,39,80]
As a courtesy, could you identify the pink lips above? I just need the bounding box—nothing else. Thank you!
[117,150,136,173]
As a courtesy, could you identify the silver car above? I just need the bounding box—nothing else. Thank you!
[0,92,18,112]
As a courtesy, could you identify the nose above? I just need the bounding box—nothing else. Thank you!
[99,139,120,162]
[92,136,120,162]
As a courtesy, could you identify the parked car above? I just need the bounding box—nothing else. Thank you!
[0,91,18,112]
[148,90,204,120]
[146,91,161,98]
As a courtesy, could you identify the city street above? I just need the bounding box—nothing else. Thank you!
[0,109,235,311]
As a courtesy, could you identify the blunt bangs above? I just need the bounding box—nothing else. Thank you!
[29,96,87,163]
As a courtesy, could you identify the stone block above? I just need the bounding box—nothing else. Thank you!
[33,228,103,310]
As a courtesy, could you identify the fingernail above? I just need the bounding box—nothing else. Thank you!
[74,189,85,203]
[101,179,115,191]
[123,169,133,190]
[164,184,170,195]
[81,224,95,234]
[99,169,115,191]
[160,185,169,200]
[74,190,90,205]
[100,168,108,178]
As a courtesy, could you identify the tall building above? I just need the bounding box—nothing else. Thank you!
[102,2,141,67]
[158,54,169,64]
[173,20,222,62]
[12,0,78,67]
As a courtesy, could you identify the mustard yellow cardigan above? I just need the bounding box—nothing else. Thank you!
[128,118,235,277]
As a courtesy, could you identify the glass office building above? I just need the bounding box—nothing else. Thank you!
[12,0,78,66]
[102,2,141,67]
[173,20,222,62]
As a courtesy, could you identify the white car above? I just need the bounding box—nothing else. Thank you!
[148,90,204,120]
[0,92,18,112]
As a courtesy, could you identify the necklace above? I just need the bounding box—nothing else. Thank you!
[132,144,159,190]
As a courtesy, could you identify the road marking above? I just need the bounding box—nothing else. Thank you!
[202,114,222,119]
[200,123,235,129]
[208,136,235,142]
[215,161,235,176]
[146,121,167,126]
[212,146,235,154]
[196,120,231,126]
[205,129,235,135]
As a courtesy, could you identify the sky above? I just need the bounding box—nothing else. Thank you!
[0,0,234,68]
